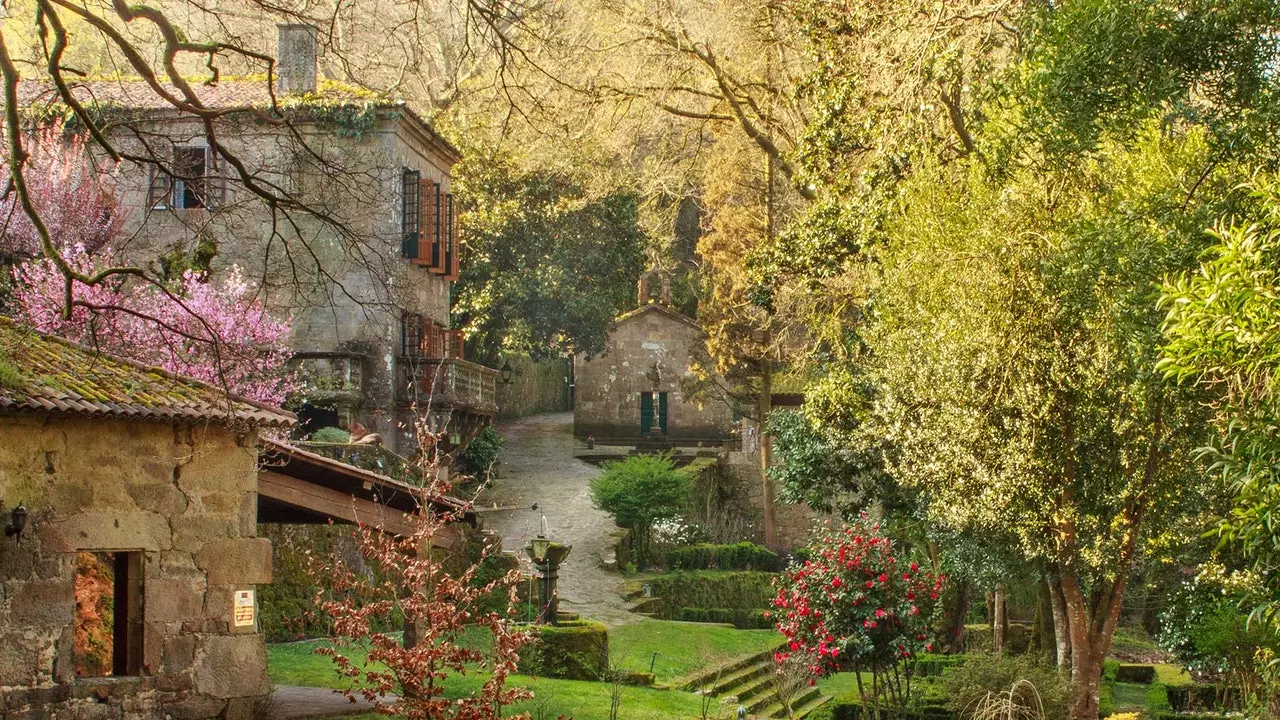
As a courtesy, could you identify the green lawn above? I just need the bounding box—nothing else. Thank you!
[1113,682,1148,711]
[1155,663,1193,687]
[268,620,778,720]
[611,619,783,685]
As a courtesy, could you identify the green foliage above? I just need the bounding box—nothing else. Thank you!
[590,453,691,566]
[308,426,351,443]
[1159,179,1280,628]
[451,144,646,365]
[941,655,1070,720]
[1100,660,1121,717]
[1148,683,1174,713]
[457,426,503,482]
[1116,665,1156,684]
[648,571,777,615]
[766,408,893,517]
[666,542,781,572]
[518,620,610,681]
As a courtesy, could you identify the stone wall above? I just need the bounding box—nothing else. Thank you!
[103,113,457,453]
[496,357,571,419]
[573,306,735,444]
[725,449,826,550]
[0,414,271,720]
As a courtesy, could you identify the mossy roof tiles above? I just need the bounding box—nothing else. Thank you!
[0,317,294,428]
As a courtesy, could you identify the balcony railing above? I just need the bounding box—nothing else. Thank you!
[398,357,499,414]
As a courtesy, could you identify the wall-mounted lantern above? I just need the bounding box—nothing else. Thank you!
[5,503,29,544]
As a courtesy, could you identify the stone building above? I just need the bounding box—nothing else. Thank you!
[17,24,497,456]
[0,317,294,719]
[573,281,736,445]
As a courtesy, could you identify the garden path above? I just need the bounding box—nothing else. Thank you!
[475,412,637,626]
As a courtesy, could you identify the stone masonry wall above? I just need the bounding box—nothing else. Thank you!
[573,307,735,443]
[0,414,271,720]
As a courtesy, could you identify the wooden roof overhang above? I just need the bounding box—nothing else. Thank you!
[257,440,474,547]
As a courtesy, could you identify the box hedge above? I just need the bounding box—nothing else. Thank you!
[668,542,782,571]
[1116,664,1156,684]
[517,620,609,681]
[649,571,777,616]
[675,607,773,629]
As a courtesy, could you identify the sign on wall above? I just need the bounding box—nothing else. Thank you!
[233,589,256,628]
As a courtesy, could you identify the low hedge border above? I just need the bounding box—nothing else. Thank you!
[1116,664,1156,684]
[668,542,782,571]
[675,607,773,629]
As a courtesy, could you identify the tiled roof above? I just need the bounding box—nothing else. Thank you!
[0,317,294,428]
[17,78,461,162]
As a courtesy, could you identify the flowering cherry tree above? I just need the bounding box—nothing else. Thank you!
[771,516,945,718]
[305,435,534,720]
[11,245,296,406]
[0,129,126,258]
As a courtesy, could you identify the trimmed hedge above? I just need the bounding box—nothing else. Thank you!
[649,571,777,616]
[1166,684,1240,712]
[518,620,609,681]
[1147,683,1173,714]
[668,542,782,571]
[914,654,968,678]
[1116,664,1156,684]
[1099,659,1120,717]
[675,607,773,629]
[827,689,953,720]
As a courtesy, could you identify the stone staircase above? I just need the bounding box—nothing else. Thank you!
[682,648,832,719]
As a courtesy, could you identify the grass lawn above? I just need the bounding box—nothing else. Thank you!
[268,620,777,720]
[611,619,783,685]
[1155,663,1193,687]
[1113,682,1148,711]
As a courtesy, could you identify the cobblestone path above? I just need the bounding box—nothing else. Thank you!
[476,412,637,625]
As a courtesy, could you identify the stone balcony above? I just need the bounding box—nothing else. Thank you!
[397,356,500,416]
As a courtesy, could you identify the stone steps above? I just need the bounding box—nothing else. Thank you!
[684,646,831,720]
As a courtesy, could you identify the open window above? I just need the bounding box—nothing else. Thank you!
[148,146,223,210]
[74,551,143,678]
[401,169,421,258]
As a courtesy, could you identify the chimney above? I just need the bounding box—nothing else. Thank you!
[276,24,318,95]
[637,275,651,306]
[659,276,671,306]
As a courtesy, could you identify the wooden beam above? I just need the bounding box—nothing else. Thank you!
[258,470,466,550]
[259,469,418,538]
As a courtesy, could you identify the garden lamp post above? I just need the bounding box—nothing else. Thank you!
[525,528,571,625]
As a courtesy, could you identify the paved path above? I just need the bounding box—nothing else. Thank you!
[268,685,395,719]
[476,412,636,625]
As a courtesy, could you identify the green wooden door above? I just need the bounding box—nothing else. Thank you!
[640,392,654,434]
[658,392,668,433]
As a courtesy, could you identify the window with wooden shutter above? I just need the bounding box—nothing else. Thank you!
[428,183,446,273]
[401,169,421,258]
[203,147,225,209]
[444,193,460,280]
[415,180,440,268]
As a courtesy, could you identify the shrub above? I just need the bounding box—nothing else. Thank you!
[457,426,503,482]
[309,426,351,443]
[675,607,773,629]
[1099,659,1121,717]
[773,515,944,716]
[1147,683,1173,713]
[942,655,1069,720]
[668,542,782,571]
[590,453,691,567]
[518,620,609,681]
[914,654,968,678]
[649,571,777,614]
[1104,714,1140,720]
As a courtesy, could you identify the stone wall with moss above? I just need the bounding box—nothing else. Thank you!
[0,414,272,720]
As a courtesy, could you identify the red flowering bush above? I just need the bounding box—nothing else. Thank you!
[770,515,944,715]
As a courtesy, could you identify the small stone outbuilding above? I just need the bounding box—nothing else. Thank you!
[0,318,294,719]
[574,301,736,445]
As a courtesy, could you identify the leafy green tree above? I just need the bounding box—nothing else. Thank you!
[860,126,1234,719]
[1159,179,1280,627]
[589,453,692,567]
[451,146,646,365]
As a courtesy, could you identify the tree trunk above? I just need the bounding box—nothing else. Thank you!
[1032,580,1055,663]
[1061,570,1128,720]
[943,577,970,654]
[1049,576,1071,670]
[993,585,1006,654]
[758,369,776,546]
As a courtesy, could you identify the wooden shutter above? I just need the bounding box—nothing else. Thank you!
[428,183,447,273]
[147,166,171,209]
[401,170,421,258]
[415,180,439,267]
[444,193,460,280]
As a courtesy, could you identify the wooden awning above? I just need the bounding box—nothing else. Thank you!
[257,440,474,547]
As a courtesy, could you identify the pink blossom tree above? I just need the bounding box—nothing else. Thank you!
[0,129,126,259]
[11,245,296,406]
